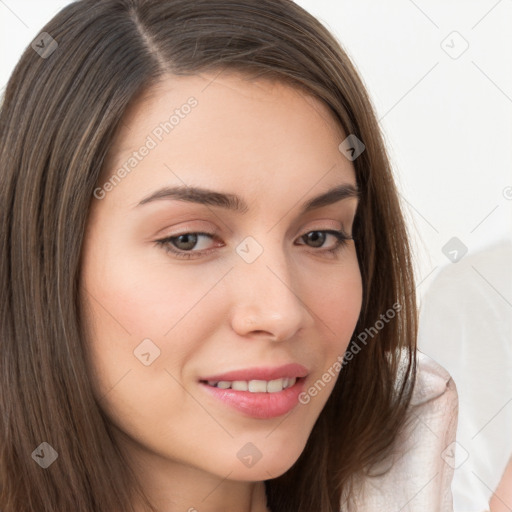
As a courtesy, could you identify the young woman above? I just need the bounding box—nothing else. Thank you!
[0,1,457,511]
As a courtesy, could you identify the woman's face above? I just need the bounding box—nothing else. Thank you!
[80,71,362,489]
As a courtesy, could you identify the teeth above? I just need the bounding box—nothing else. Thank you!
[206,377,297,392]
[267,378,285,393]
[231,380,248,391]
[248,380,267,392]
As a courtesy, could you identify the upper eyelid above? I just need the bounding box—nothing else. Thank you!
[159,223,352,239]
[158,214,355,236]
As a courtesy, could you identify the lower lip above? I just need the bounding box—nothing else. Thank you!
[199,378,306,419]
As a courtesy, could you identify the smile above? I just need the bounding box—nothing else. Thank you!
[203,377,297,393]
[199,376,307,419]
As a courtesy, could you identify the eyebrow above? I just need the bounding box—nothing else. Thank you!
[135,182,359,214]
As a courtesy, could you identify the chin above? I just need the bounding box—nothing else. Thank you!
[228,444,305,482]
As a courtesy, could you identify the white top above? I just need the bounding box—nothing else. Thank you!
[418,240,512,511]
[345,351,458,511]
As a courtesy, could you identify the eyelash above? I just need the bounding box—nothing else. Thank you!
[155,229,353,260]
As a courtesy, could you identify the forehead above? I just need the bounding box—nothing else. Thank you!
[115,70,341,133]
[98,71,355,210]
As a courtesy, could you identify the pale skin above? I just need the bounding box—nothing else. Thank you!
[79,71,363,512]
[489,457,512,512]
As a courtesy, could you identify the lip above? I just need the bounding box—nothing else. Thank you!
[199,376,306,419]
[199,363,309,382]
[198,363,309,419]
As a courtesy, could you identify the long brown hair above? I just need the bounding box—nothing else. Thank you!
[0,1,417,510]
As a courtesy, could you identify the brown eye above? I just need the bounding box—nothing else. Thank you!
[155,232,218,259]
[172,233,200,251]
[302,231,327,248]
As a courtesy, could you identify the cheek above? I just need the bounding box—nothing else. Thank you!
[320,272,362,334]
[80,227,226,344]
[297,250,362,405]
[79,227,234,431]
[303,248,363,348]
[79,252,218,456]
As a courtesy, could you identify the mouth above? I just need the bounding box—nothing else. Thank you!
[197,365,308,419]
[199,362,308,385]
[199,376,301,393]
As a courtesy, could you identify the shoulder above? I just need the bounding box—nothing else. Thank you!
[397,351,458,475]
[405,351,459,475]
[345,352,458,511]
[410,351,458,412]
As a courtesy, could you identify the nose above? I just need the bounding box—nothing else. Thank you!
[228,241,314,341]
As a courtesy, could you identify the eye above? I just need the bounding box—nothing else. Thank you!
[156,232,218,259]
[155,229,352,260]
[296,229,352,256]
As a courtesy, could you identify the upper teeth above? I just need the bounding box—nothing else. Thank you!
[207,377,297,393]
